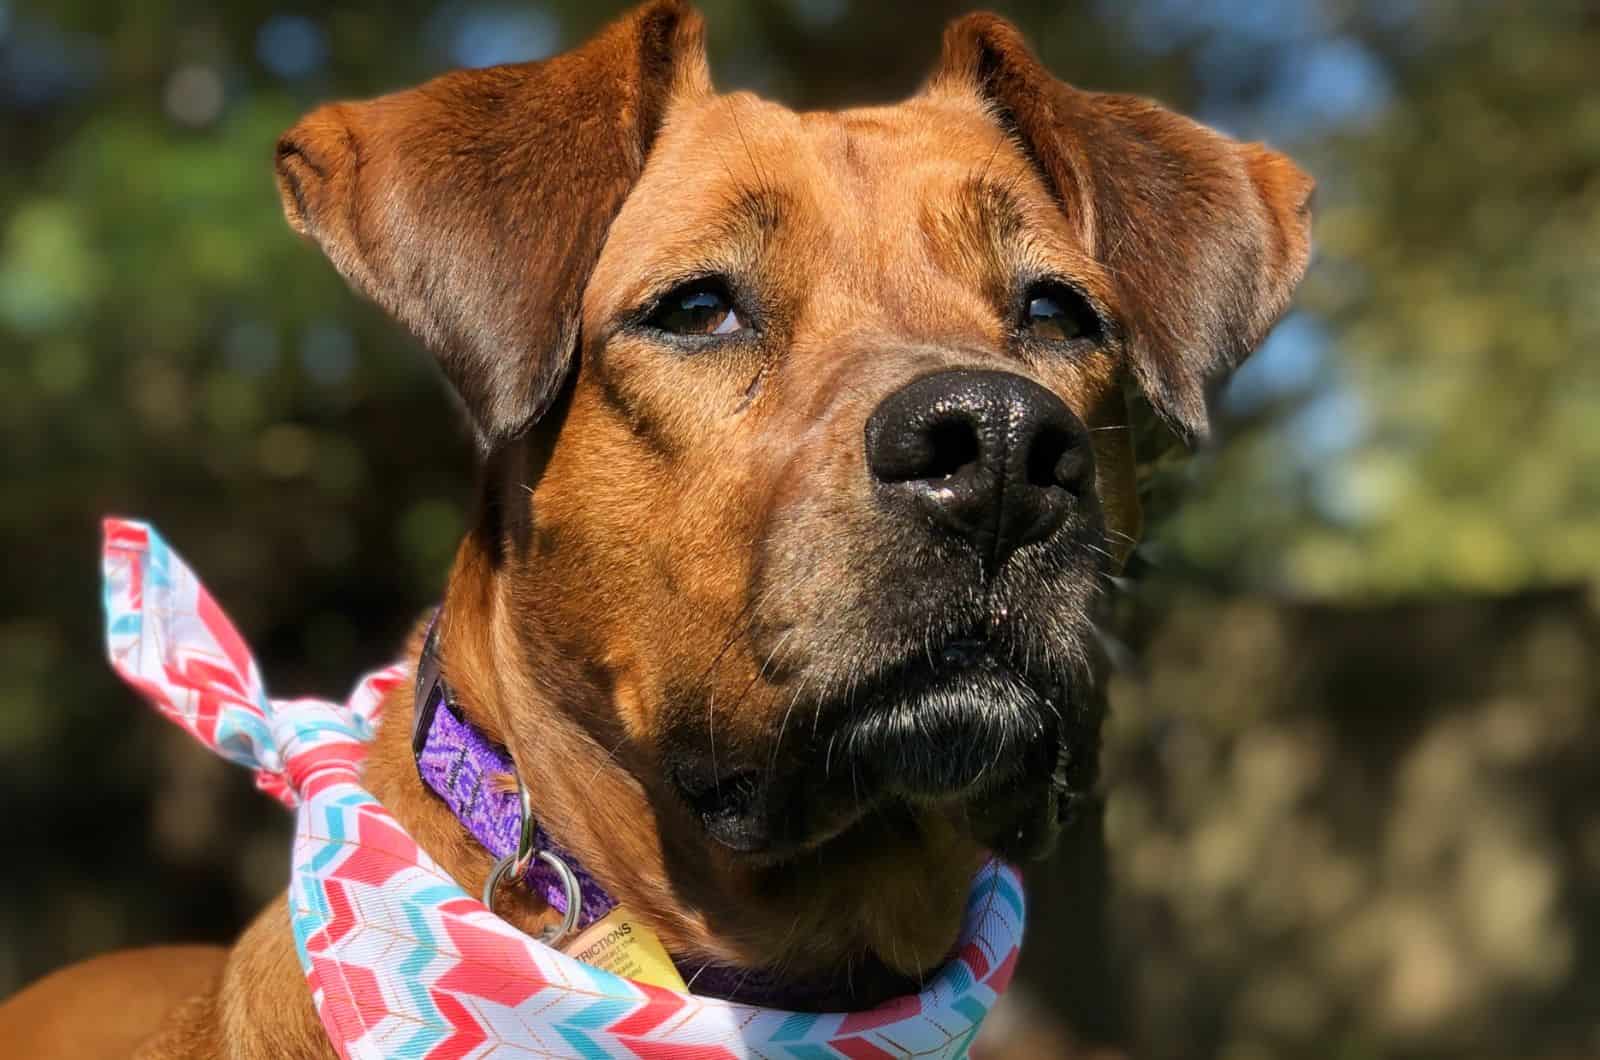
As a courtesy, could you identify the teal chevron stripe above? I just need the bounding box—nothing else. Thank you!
[411,883,466,906]
[287,717,359,741]
[295,875,332,936]
[397,903,446,1028]
[308,807,348,873]
[394,1023,448,1058]
[288,889,318,963]
[101,555,119,615]
[569,960,637,1001]
[146,537,171,588]
[965,877,989,914]
[945,957,973,995]
[564,998,637,1029]
[556,1026,613,1059]
[771,1011,822,1043]
[216,712,272,767]
[952,996,987,1025]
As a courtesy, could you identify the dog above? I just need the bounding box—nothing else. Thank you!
[0,3,1310,1055]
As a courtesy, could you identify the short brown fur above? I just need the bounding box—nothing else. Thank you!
[3,3,1310,1055]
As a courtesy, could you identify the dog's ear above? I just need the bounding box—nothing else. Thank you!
[274,1,710,450]
[931,15,1313,444]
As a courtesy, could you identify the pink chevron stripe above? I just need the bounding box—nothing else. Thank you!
[985,947,1019,995]
[310,955,381,1060]
[172,650,253,699]
[608,982,688,1037]
[285,744,364,798]
[426,991,489,1060]
[103,518,150,551]
[310,878,357,949]
[300,766,360,801]
[103,520,150,611]
[623,1040,740,1059]
[957,939,989,981]
[436,917,548,1008]
[837,991,922,1035]
[829,1036,901,1060]
[197,584,255,690]
[439,897,483,917]
[329,810,420,887]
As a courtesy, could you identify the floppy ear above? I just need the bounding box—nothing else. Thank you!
[274,1,710,450]
[931,15,1314,444]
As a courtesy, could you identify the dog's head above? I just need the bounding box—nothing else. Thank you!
[277,1,1311,989]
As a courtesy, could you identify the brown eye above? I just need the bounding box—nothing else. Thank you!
[647,282,747,337]
[1024,283,1100,344]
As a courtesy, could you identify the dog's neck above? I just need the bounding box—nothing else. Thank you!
[357,554,942,1010]
[406,617,922,1008]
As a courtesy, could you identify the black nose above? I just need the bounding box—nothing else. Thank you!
[864,369,1091,576]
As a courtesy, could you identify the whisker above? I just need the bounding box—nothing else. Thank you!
[976,132,1006,186]
[762,630,801,779]
[1099,571,1135,594]
[1084,542,1118,564]
[1090,623,1139,674]
[587,733,631,784]
[727,96,774,202]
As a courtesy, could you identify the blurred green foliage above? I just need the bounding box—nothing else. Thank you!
[2,1,1596,1057]
[1159,4,1600,596]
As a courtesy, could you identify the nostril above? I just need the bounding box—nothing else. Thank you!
[1026,426,1084,492]
[866,369,1092,577]
[868,412,983,485]
[925,417,981,481]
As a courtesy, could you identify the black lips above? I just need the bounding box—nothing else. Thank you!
[832,648,1059,798]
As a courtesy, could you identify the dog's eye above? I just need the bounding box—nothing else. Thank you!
[1023,283,1100,344]
[647,282,747,337]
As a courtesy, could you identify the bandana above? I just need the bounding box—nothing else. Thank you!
[102,518,1025,1059]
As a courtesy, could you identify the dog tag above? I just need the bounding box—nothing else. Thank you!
[561,906,688,992]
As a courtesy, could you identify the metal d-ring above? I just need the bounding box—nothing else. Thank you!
[481,775,584,945]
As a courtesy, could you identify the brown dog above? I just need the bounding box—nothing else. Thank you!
[1,3,1310,1055]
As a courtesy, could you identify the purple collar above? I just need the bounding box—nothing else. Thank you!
[411,654,618,926]
[410,617,894,1009]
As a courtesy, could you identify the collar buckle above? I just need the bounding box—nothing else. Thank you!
[411,614,446,765]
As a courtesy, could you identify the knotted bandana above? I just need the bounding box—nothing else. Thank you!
[102,518,1025,1058]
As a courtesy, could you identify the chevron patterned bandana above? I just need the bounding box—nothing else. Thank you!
[102,518,1026,1059]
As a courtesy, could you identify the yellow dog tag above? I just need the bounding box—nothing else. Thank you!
[561,906,688,992]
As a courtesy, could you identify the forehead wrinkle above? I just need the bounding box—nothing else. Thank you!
[922,162,1110,288]
[790,121,1029,343]
[695,182,791,252]
[914,174,1027,306]
[932,177,1010,263]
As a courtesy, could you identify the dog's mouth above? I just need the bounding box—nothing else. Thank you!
[668,635,1073,861]
[827,638,1060,798]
